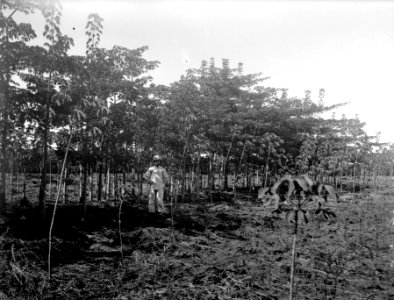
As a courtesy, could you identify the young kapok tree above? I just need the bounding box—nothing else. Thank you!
[153,77,205,199]
[48,95,88,278]
[0,0,43,213]
[22,40,74,218]
[369,140,394,191]
[258,132,285,187]
[68,13,108,205]
[159,58,267,197]
[258,174,337,300]
[103,45,159,198]
[67,12,160,206]
[0,0,73,217]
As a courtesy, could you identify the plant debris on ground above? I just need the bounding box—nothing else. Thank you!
[1,190,394,299]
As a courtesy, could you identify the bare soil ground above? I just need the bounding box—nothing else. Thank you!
[1,180,394,299]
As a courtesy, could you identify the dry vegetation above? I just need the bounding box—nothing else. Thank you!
[1,177,394,299]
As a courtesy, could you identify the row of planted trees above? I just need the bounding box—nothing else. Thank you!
[1,0,394,217]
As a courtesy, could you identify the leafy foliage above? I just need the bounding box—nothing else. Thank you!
[258,174,337,223]
[1,0,394,212]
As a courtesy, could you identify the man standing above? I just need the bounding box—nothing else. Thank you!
[144,155,169,213]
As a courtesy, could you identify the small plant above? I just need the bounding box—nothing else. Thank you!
[312,248,347,299]
[117,187,125,266]
[258,174,337,300]
[48,127,73,279]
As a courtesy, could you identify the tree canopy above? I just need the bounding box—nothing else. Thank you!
[1,0,393,213]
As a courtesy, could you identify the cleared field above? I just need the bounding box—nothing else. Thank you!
[1,187,393,299]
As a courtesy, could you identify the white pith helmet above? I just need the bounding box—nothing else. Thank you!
[153,155,162,161]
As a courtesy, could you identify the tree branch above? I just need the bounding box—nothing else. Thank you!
[6,7,19,21]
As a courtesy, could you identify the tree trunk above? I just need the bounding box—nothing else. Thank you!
[209,155,213,202]
[56,161,60,194]
[48,130,73,278]
[248,165,254,194]
[0,97,7,213]
[0,58,11,213]
[63,167,68,204]
[38,85,51,219]
[219,156,224,192]
[122,170,126,197]
[105,162,110,201]
[89,167,93,202]
[112,171,116,199]
[80,127,89,206]
[264,145,271,188]
[49,161,52,201]
[80,163,88,202]
[23,171,27,201]
[98,162,103,202]
[16,162,20,197]
[80,163,88,219]
[181,143,188,202]
[10,152,14,203]
[79,164,82,199]
[195,149,201,200]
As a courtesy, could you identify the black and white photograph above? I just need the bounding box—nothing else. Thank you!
[1,0,394,299]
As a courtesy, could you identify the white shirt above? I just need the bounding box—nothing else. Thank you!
[144,166,168,189]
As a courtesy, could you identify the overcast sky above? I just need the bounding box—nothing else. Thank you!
[23,0,394,142]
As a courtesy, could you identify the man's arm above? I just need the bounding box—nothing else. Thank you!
[143,167,153,181]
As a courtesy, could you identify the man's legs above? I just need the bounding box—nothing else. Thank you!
[156,188,167,213]
[148,187,158,213]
